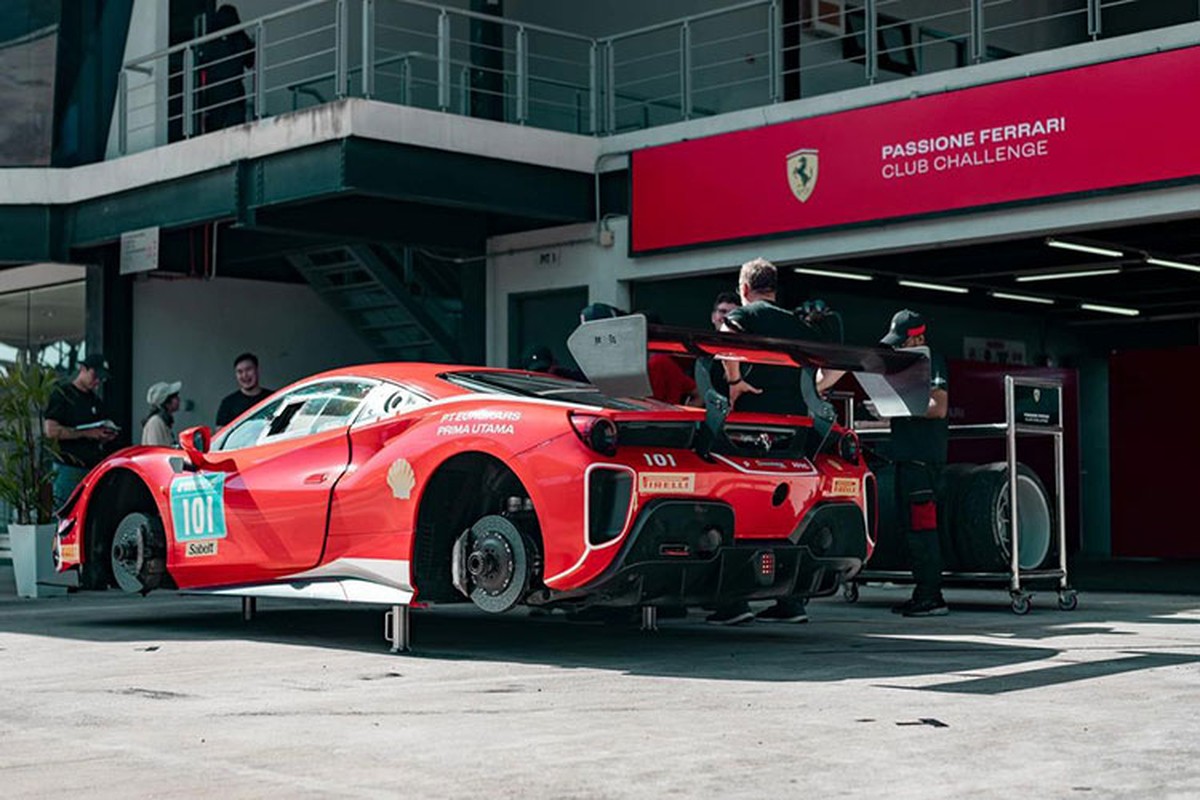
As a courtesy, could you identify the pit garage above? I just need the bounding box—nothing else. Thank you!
[487,40,1200,590]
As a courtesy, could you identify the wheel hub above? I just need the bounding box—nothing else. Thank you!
[110,512,167,595]
[111,525,144,576]
[467,532,515,596]
[457,515,532,614]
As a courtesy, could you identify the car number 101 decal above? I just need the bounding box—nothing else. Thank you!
[170,472,229,542]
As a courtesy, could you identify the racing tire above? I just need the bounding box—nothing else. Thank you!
[955,463,1053,572]
[936,463,976,572]
[863,462,969,572]
[110,512,168,595]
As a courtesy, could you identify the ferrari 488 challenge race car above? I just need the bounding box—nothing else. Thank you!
[54,316,926,645]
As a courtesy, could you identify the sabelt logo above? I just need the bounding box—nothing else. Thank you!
[185,541,219,558]
[639,473,696,494]
[830,477,861,497]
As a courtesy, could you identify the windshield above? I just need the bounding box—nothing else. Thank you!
[440,371,674,411]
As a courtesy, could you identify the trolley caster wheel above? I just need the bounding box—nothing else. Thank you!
[843,583,859,603]
[1010,593,1032,615]
[1057,590,1078,611]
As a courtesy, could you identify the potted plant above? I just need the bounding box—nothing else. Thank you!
[0,357,68,597]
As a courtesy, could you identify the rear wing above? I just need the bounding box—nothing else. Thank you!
[566,315,930,418]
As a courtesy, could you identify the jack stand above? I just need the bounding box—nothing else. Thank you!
[241,597,257,622]
[384,604,411,653]
[640,606,658,632]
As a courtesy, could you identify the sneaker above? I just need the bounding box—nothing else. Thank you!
[755,602,809,624]
[706,605,755,625]
[902,598,949,617]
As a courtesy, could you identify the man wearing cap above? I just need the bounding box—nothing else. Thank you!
[880,310,951,617]
[142,381,183,447]
[44,354,119,508]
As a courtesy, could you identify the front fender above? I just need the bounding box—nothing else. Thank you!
[55,449,184,572]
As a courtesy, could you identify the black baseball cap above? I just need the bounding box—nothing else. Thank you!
[881,310,927,346]
[80,353,111,379]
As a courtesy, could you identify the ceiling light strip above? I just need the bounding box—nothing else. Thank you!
[1145,257,1200,274]
[989,291,1054,305]
[1016,268,1121,282]
[793,267,873,281]
[1046,239,1125,258]
[897,279,969,294]
[1080,302,1139,317]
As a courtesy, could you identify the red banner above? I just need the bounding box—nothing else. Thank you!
[630,46,1200,254]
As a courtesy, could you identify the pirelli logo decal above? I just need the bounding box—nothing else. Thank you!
[185,541,219,558]
[59,543,79,562]
[830,477,861,497]
[639,472,696,494]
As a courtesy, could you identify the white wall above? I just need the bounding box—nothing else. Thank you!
[132,276,376,434]
[107,0,169,158]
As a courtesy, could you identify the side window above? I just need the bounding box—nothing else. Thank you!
[216,396,286,451]
[353,384,429,427]
[215,380,375,450]
[263,381,374,443]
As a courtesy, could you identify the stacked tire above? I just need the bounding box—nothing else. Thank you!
[866,460,1053,573]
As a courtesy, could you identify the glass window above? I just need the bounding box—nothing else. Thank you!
[0,279,86,372]
[441,370,672,411]
[353,383,430,427]
[0,5,60,167]
[215,396,286,451]
[215,380,375,450]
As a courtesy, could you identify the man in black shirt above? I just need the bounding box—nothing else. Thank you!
[720,259,822,415]
[216,352,273,428]
[44,354,118,508]
[880,310,951,617]
[708,258,822,625]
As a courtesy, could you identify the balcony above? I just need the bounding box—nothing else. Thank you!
[109,0,1200,156]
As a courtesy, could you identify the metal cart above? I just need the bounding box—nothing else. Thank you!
[845,375,1077,615]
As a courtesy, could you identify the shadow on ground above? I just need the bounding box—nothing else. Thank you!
[4,564,1200,693]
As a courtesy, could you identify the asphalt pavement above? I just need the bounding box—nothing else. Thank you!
[1,562,1198,799]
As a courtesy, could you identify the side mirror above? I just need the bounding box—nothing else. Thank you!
[179,425,211,458]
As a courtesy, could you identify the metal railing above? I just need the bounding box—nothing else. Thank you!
[114,0,1197,155]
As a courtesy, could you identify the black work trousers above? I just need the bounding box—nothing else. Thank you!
[894,460,945,602]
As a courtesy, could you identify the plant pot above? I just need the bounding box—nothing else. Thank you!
[9,523,69,598]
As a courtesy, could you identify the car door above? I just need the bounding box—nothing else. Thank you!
[170,379,375,586]
[327,382,431,543]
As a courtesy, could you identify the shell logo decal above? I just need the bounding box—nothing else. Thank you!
[387,458,416,500]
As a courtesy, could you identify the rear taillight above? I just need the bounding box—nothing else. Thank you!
[570,412,619,457]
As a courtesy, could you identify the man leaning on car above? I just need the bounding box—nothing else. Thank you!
[709,258,820,625]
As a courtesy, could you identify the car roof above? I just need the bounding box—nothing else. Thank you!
[291,363,531,396]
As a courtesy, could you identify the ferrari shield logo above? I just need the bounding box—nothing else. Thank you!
[787,148,819,203]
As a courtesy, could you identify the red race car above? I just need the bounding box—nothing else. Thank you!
[55,318,925,647]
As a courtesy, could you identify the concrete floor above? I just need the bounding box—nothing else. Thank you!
[2,564,1199,799]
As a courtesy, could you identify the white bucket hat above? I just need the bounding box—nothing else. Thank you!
[146,381,182,406]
